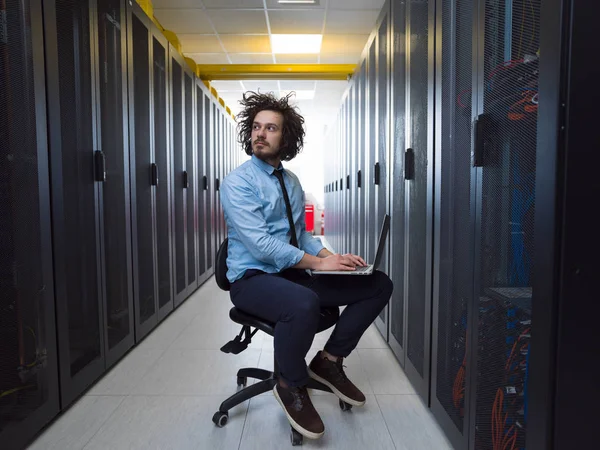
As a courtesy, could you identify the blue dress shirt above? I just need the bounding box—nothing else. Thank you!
[220,155,325,283]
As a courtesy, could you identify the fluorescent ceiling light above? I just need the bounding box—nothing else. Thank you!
[271,34,322,54]
[278,1,317,4]
[280,90,315,100]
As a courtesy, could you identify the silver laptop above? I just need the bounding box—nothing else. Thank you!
[310,214,390,276]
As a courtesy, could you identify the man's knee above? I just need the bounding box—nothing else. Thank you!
[282,289,321,322]
[374,271,394,302]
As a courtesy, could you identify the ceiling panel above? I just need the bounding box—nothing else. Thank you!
[207,10,268,34]
[265,0,326,10]
[275,54,320,64]
[325,10,381,34]
[220,35,271,53]
[240,80,281,93]
[316,80,351,91]
[203,0,264,8]
[229,53,275,64]
[209,80,245,91]
[328,0,386,10]
[153,9,214,34]
[321,34,369,54]
[267,10,325,34]
[153,0,200,7]
[186,53,230,64]
[177,34,222,52]
[280,80,317,90]
[319,52,362,64]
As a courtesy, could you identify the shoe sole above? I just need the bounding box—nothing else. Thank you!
[307,368,366,407]
[272,385,324,440]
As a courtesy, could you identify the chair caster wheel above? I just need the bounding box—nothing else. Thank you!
[212,411,229,428]
[291,427,303,446]
[339,399,352,411]
[237,376,247,387]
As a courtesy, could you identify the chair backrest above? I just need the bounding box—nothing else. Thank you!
[215,238,231,291]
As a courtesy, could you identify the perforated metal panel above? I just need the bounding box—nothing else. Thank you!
[0,0,54,432]
[474,0,540,447]
[185,74,195,287]
[51,0,102,377]
[131,13,155,324]
[196,86,206,277]
[97,0,132,350]
[435,0,474,433]
[406,0,429,377]
[153,37,172,309]
[171,60,185,295]
[390,0,406,348]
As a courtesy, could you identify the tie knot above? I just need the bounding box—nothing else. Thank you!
[273,169,284,181]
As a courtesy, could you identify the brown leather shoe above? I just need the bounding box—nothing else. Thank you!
[308,351,366,406]
[273,383,325,439]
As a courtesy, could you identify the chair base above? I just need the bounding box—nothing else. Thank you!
[217,363,334,414]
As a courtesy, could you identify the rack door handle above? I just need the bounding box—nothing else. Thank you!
[151,163,158,186]
[357,170,362,188]
[203,175,208,191]
[473,114,491,167]
[347,175,350,190]
[405,148,415,180]
[94,150,106,182]
[183,171,189,188]
[374,162,381,185]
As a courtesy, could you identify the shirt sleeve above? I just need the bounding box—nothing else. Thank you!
[221,174,305,271]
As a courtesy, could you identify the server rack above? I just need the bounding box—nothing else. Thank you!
[127,0,174,342]
[0,2,60,449]
[195,83,210,286]
[43,0,106,406]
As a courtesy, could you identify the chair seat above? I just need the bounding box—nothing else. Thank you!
[229,306,339,337]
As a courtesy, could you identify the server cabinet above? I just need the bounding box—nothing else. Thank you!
[170,47,196,307]
[388,0,408,365]
[184,70,198,297]
[350,88,358,255]
[205,97,214,271]
[373,6,391,339]
[127,1,173,342]
[366,40,377,266]
[400,0,435,400]
[43,0,105,406]
[356,62,367,259]
[430,0,476,445]
[195,84,211,285]
[0,2,60,448]
[94,0,134,368]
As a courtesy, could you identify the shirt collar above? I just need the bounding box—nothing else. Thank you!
[251,154,283,175]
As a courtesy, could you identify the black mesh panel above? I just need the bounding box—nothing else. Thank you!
[171,61,185,295]
[98,0,131,349]
[131,14,155,323]
[0,0,50,424]
[436,0,474,433]
[406,0,429,376]
[205,97,213,267]
[54,0,101,375]
[368,43,377,264]
[390,0,406,347]
[185,74,195,286]
[196,87,205,277]
[153,38,171,309]
[475,0,539,447]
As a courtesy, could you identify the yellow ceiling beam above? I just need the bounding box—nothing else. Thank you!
[196,64,356,81]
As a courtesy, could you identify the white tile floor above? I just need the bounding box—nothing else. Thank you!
[29,277,453,450]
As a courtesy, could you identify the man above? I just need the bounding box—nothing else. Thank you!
[220,91,393,440]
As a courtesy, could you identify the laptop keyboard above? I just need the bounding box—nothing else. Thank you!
[354,265,371,272]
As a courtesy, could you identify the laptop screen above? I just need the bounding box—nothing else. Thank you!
[372,214,391,270]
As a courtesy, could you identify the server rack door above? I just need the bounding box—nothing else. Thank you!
[43,0,104,407]
[152,28,173,320]
[212,104,219,261]
[430,0,476,445]
[128,4,157,341]
[346,95,352,251]
[205,97,214,272]
[347,91,354,250]
[401,0,435,399]
[367,39,377,265]
[0,2,60,447]
[469,0,541,448]
[170,51,187,306]
[351,86,359,255]
[388,0,407,365]
[375,9,391,339]
[357,63,367,259]
[196,85,207,284]
[95,0,134,367]
[184,71,197,295]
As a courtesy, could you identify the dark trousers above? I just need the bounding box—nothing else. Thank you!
[229,269,393,387]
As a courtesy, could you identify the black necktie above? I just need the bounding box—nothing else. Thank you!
[273,169,299,248]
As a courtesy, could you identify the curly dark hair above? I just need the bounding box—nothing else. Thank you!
[236,91,305,162]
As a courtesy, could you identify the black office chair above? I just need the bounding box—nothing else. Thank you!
[212,238,352,446]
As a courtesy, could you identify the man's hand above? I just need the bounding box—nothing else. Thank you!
[315,253,366,272]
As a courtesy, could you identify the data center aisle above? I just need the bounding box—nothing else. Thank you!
[28,274,451,450]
